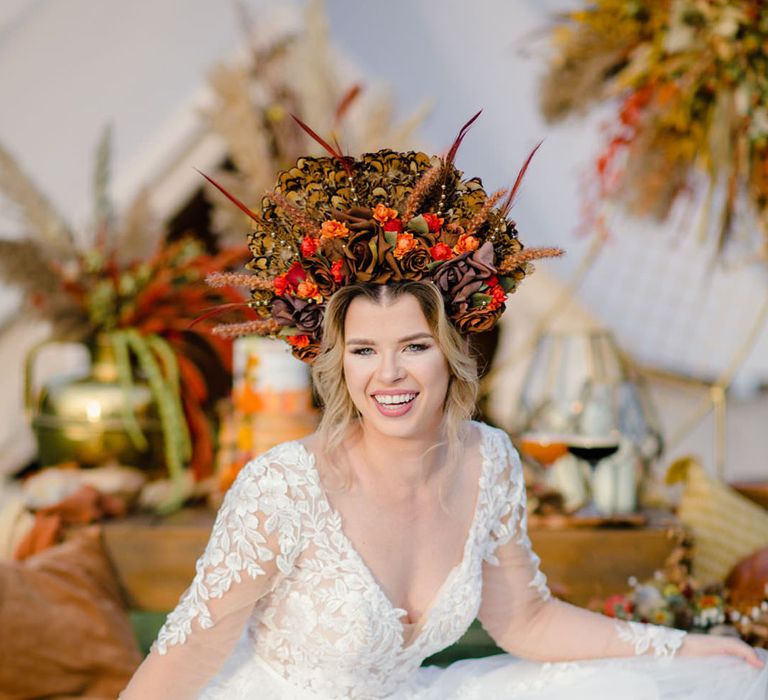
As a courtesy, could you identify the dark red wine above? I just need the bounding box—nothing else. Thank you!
[566,435,620,465]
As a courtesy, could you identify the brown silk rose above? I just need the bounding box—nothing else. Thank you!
[271,297,325,338]
[271,298,296,327]
[344,225,404,283]
[432,241,497,316]
[332,207,378,233]
[333,206,423,283]
[301,258,339,297]
[454,306,502,334]
[398,246,432,278]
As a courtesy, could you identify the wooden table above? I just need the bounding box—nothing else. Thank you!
[102,509,681,612]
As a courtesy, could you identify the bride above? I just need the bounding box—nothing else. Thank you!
[121,132,766,699]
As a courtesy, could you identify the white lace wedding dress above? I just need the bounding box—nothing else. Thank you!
[121,422,768,699]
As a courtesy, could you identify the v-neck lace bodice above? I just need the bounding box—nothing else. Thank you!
[296,427,490,640]
[151,423,536,698]
[137,422,693,700]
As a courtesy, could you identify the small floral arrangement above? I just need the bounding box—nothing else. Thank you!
[596,533,768,648]
[541,0,768,257]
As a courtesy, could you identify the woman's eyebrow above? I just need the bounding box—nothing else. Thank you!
[345,332,432,346]
[398,332,433,343]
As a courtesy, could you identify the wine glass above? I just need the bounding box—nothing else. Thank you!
[518,432,570,471]
[569,379,622,517]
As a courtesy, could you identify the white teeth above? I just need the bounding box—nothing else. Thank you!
[374,393,417,405]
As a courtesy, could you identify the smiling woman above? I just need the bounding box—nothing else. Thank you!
[312,280,477,483]
[120,130,767,699]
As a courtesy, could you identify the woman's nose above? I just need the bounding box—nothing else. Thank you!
[376,351,405,384]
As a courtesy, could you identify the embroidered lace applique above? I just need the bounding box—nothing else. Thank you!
[615,619,687,657]
[153,447,315,653]
[483,433,552,602]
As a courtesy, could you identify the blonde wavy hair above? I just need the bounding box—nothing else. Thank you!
[311,280,479,487]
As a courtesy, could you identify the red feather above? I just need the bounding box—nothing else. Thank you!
[334,84,362,125]
[196,169,262,223]
[188,302,259,328]
[500,140,543,217]
[290,114,353,181]
[445,110,483,165]
[177,353,208,403]
[181,389,214,480]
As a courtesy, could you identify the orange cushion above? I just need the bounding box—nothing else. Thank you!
[0,527,141,699]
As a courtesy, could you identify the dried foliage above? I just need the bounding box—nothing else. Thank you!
[201,0,427,246]
[541,0,768,259]
[0,143,75,258]
[0,129,250,485]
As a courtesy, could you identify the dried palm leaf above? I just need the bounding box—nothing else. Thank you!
[92,124,114,239]
[0,239,62,298]
[0,239,89,337]
[113,188,162,265]
[0,143,75,259]
[203,62,273,183]
[293,0,336,137]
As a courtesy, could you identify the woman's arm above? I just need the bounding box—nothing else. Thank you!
[478,431,763,668]
[120,453,306,699]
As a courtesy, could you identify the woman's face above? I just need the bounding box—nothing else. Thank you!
[343,293,450,441]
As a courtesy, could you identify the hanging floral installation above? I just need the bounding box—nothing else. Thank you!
[540,0,768,259]
[0,128,249,490]
[200,0,427,246]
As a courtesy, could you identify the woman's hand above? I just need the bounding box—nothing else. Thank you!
[678,632,765,669]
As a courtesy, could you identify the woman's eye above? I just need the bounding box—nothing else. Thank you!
[351,347,374,356]
[405,343,429,352]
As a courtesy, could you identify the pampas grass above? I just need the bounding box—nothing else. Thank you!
[464,189,507,238]
[0,143,76,259]
[498,247,564,274]
[212,318,282,338]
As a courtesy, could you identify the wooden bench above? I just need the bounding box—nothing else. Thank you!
[102,509,681,659]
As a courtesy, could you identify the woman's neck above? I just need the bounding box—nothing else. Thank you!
[351,421,449,494]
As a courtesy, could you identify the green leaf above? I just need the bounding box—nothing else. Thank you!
[383,230,398,247]
[499,275,517,292]
[109,331,149,452]
[407,215,429,235]
[278,327,302,337]
[124,329,190,510]
[471,293,492,306]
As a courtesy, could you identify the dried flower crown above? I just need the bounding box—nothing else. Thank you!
[206,114,563,363]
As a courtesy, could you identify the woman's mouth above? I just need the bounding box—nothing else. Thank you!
[371,392,418,417]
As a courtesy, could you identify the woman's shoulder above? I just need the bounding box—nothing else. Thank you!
[233,437,319,489]
[471,420,514,449]
[250,432,321,463]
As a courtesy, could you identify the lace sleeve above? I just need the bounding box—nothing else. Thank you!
[478,429,686,662]
[478,429,551,647]
[482,429,551,599]
[120,446,309,699]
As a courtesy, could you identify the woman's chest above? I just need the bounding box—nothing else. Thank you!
[346,509,470,613]
[253,511,484,661]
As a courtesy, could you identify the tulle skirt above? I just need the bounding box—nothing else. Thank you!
[200,648,768,699]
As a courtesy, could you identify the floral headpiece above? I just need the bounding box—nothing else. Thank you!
[207,115,563,363]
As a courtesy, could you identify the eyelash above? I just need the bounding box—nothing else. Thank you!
[351,343,430,356]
